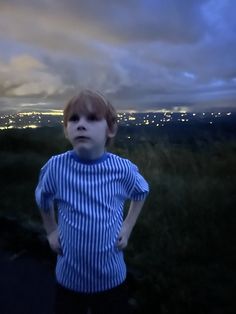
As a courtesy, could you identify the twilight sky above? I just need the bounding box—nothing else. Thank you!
[0,0,236,113]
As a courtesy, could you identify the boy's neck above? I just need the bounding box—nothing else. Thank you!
[73,148,106,161]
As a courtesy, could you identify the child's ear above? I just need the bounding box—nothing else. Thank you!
[107,124,118,139]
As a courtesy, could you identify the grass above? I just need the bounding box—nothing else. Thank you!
[0,126,236,313]
[111,138,236,313]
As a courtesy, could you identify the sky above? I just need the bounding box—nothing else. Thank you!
[0,0,236,114]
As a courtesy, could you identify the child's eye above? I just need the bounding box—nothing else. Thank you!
[87,114,99,121]
[69,114,79,122]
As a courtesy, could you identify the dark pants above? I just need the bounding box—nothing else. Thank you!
[54,281,131,314]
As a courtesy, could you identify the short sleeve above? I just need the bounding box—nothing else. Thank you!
[35,158,56,212]
[129,164,149,201]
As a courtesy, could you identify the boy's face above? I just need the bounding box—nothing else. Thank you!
[65,109,116,159]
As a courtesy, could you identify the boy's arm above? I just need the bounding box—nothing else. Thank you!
[117,199,145,250]
[39,206,62,255]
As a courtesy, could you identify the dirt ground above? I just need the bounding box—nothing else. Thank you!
[0,250,55,314]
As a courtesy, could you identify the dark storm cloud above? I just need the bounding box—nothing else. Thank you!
[44,0,208,44]
[0,0,235,112]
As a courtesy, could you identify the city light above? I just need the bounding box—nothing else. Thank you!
[0,111,234,130]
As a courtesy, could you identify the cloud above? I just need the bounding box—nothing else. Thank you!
[0,55,73,98]
[0,0,209,46]
[0,0,236,112]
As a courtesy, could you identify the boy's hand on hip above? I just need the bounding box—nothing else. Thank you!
[47,229,62,255]
[116,224,131,250]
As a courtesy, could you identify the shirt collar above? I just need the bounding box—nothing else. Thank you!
[69,150,109,165]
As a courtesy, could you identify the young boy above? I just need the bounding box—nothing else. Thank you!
[35,89,149,314]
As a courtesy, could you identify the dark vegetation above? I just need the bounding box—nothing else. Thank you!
[0,120,236,314]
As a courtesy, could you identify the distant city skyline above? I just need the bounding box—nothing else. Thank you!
[1,0,236,114]
[0,110,234,131]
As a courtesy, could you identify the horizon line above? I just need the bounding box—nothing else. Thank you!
[1,108,235,116]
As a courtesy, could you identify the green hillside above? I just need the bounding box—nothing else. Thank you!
[0,125,235,314]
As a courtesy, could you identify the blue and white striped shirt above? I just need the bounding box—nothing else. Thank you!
[35,150,149,293]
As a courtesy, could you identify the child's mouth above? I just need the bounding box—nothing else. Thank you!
[75,136,90,141]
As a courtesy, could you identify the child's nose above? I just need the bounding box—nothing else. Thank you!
[77,117,87,130]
